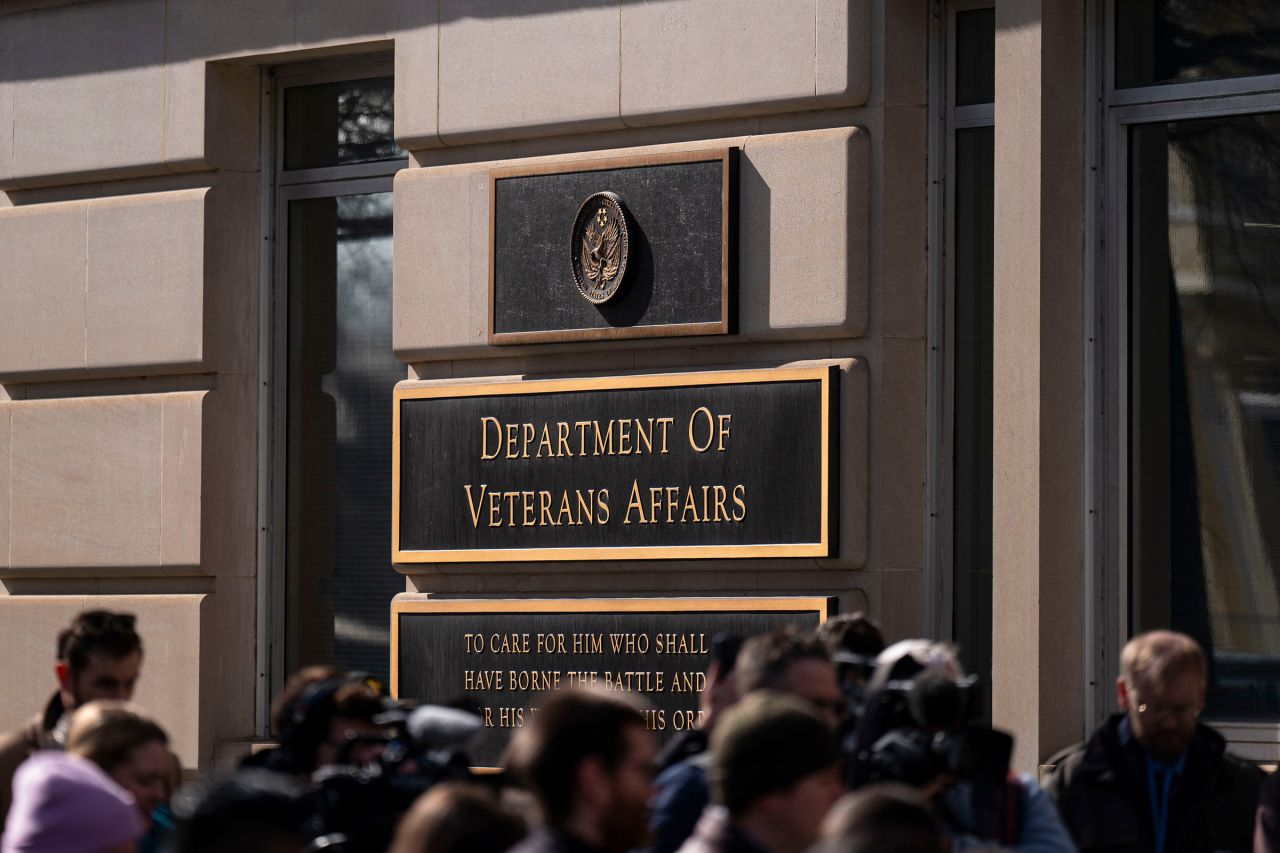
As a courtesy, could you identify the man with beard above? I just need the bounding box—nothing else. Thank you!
[506,688,656,853]
[1045,630,1263,852]
[0,609,144,831]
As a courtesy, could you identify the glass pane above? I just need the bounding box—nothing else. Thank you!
[1130,113,1280,719]
[953,125,995,721]
[283,77,404,170]
[1116,1,1280,89]
[285,191,404,680]
[955,8,995,106]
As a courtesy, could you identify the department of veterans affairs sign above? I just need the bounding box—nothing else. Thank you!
[392,367,837,563]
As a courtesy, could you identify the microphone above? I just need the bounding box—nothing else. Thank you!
[405,705,484,750]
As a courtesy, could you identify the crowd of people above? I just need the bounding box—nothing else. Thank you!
[0,609,1276,852]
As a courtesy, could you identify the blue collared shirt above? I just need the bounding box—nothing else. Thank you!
[1119,715,1188,853]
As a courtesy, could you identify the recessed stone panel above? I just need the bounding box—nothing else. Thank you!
[4,393,205,575]
[86,189,207,371]
[4,0,166,188]
[394,128,869,360]
[437,0,622,144]
[620,0,869,126]
[0,201,87,376]
[740,127,869,340]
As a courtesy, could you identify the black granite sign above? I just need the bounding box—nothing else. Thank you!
[489,149,736,344]
[392,598,835,765]
[392,367,836,563]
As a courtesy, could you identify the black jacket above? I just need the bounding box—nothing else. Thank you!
[1043,714,1263,853]
[508,828,610,853]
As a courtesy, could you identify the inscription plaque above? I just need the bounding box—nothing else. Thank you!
[392,367,837,563]
[392,597,836,765]
[489,148,736,344]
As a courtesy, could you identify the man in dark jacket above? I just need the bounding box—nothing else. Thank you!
[0,609,143,831]
[678,692,842,853]
[650,628,843,853]
[1044,630,1263,852]
[506,688,656,853]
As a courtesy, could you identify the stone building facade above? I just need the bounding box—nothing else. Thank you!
[2,0,1278,773]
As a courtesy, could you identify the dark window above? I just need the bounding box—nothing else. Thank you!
[952,124,994,720]
[1115,1,1280,89]
[285,192,403,677]
[273,67,404,692]
[955,8,995,106]
[283,77,404,170]
[948,5,995,720]
[1129,112,1280,719]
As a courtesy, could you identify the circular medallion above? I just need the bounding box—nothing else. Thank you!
[570,192,630,305]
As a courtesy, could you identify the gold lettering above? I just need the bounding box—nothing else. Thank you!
[575,421,592,455]
[539,490,555,526]
[488,491,503,527]
[713,485,729,522]
[577,490,594,524]
[536,424,554,458]
[597,488,611,524]
[505,423,519,459]
[635,418,654,455]
[680,486,701,523]
[717,413,732,451]
[480,417,501,460]
[656,417,675,453]
[464,484,488,528]
[648,487,663,525]
[521,491,536,526]
[558,491,576,526]
[504,492,519,526]
[624,480,645,525]
[664,486,680,523]
[731,483,747,522]
[688,406,715,452]
[556,422,572,457]
[521,423,535,458]
[593,421,614,456]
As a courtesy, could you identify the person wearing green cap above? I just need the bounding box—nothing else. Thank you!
[677,691,843,853]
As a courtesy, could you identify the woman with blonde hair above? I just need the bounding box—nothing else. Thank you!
[66,701,177,852]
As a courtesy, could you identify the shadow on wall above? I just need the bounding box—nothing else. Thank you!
[0,0,684,83]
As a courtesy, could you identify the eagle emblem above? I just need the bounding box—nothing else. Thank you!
[570,192,629,304]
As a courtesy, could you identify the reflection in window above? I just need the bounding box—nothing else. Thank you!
[284,77,405,170]
[1116,1,1280,89]
[952,125,994,721]
[1130,113,1280,718]
[286,192,405,678]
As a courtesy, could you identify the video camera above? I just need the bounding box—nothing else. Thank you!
[304,703,485,852]
[848,667,1012,791]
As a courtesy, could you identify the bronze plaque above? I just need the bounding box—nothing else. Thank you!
[571,192,631,305]
[392,597,836,765]
[489,148,736,344]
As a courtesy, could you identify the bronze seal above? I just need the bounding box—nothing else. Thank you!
[570,192,630,305]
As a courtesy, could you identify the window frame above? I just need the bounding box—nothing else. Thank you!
[256,58,405,736]
[926,0,995,661]
[1091,0,1280,753]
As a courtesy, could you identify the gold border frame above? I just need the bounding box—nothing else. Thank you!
[487,147,735,345]
[390,595,837,698]
[392,366,835,564]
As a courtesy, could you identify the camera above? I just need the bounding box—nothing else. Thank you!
[304,704,485,852]
[848,668,1012,791]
